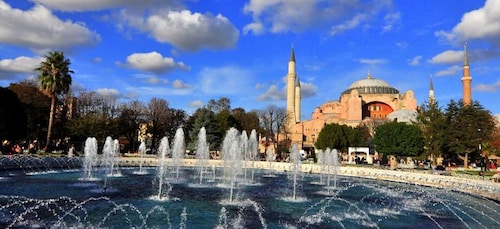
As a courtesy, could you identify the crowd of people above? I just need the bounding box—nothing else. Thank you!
[0,138,77,156]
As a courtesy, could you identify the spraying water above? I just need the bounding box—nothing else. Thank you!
[156,137,172,200]
[221,128,242,202]
[196,127,210,184]
[331,149,340,190]
[82,137,98,181]
[136,141,147,174]
[171,128,185,180]
[290,143,302,200]
[248,130,259,182]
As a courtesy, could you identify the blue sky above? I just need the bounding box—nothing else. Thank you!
[1,0,499,120]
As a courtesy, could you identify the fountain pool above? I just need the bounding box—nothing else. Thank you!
[1,158,499,229]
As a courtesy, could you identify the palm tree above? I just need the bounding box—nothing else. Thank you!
[35,51,73,150]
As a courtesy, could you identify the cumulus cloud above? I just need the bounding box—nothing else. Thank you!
[145,76,168,84]
[474,81,500,92]
[257,85,285,101]
[95,88,120,99]
[188,100,204,108]
[257,80,317,101]
[429,50,463,64]
[124,10,239,51]
[300,81,318,98]
[32,0,182,12]
[172,79,191,89]
[0,56,42,74]
[243,0,391,35]
[435,0,500,44]
[435,65,461,76]
[0,1,100,51]
[118,51,189,73]
[407,56,422,66]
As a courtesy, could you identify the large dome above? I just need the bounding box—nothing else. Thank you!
[342,73,399,95]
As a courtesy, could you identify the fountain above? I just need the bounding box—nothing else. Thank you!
[81,137,98,181]
[155,136,172,200]
[1,128,500,228]
[133,141,148,175]
[171,128,185,180]
[195,127,210,185]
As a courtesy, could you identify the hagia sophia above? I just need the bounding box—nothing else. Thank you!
[272,44,473,155]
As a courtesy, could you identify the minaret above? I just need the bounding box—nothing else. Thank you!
[462,43,472,106]
[286,46,297,128]
[294,76,301,123]
[429,75,435,102]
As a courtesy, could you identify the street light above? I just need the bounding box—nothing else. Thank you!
[311,133,316,160]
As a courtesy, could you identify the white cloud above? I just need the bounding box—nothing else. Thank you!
[429,50,463,64]
[119,51,188,73]
[95,88,120,99]
[172,79,191,89]
[32,0,183,11]
[257,85,285,101]
[145,76,168,84]
[0,56,42,74]
[300,81,318,98]
[358,58,387,65]
[140,10,239,51]
[435,0,500,43]
[382,12,401,32]
[330,14,369,36]
[243,0,391,35]
[474,81,500,92]
[435,65,461,76]
[0,1,100,51]
[257,80,317,101]
[188,100,204,108]
[407,56,422,66]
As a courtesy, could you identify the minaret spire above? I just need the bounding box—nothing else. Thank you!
[429,74,435,102]
[286,45,297,128]
[461,42,472,106]
[464,42,469,67]
[294,75,301,123]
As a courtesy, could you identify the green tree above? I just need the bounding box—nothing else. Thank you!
[315,123,361,152]
[206,97,231,113]
[0,87,27,143]
[8,80,50,141]
[186,108,222,151]
[35,51,73,149]
[442,100,495,167]
[231,108,262,134]
[117,100,147,152]
[416,99,446,163]
[373,121,424,157]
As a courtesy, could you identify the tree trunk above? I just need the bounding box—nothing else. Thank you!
[461,152,469,169]
[45,96,56,150]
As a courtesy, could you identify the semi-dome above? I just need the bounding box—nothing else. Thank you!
[387,109,418,123]
[342,73,399,95]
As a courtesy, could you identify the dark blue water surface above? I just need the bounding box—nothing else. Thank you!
[1,160,499,228]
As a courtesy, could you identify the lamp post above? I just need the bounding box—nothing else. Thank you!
[478,128,485,179]
[311,134,316,162]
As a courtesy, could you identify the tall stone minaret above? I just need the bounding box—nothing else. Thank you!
[462,43,472,106]
[294,76,301,123]
[429,75,435,102]
[286,46,297,128]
